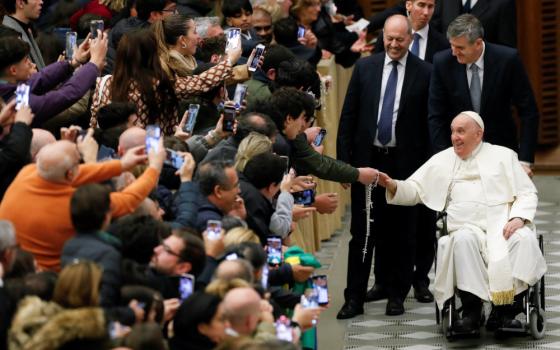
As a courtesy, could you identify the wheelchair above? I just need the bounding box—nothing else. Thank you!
[434,212,546,341]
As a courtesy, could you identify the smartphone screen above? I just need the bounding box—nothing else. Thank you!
[145,125,160,153]
[267,236,282,266]
[222,106,236,132]
[233,84,248,108]
[248,44,265,72]
[293,189,315,206]
[225,28,241,52]
[206,220,222,240]
[300,288,319,308]
[312,275,328,306]
[65,31,77,59]
[90,19,104,38]
[165,148,184,169]
[178,274,195,302]
[275,315,293,342]
[15,83,30,111]
[313,129,327,147]
[183,104,200,134]
[297,26,306,39]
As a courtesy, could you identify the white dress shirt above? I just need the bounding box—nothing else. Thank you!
[462,0,479,8]
[374,52,408,148]
[410,24,429,61]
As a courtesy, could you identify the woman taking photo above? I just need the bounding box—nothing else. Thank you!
[91,28,241,135]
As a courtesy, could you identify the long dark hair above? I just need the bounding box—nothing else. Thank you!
[112,29,177,124]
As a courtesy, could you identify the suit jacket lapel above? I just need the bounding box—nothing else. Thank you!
[471,0,490,16]
[397,54,418,123]
[426,28,435,61]
[454,60,471,108]
[480,43,496,116]
[368,54,385,138]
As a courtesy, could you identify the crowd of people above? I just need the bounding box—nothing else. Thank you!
[0,0,545,348]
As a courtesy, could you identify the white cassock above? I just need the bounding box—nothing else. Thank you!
[386,142,547,309]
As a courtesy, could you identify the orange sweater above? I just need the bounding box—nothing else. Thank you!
[0,160,159,271]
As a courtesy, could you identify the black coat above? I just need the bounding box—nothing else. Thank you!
[0,122,32,201]
[338,52,433,177]
[238,173,273,244]
[428,42,539,162]
[432,0,517,47]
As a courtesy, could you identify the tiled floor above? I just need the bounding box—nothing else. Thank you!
[316,176,560,349]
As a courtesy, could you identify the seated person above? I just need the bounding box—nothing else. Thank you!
[379,111,547,332]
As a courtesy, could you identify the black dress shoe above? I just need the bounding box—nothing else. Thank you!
[485,307,500,331]
[413,285,434,303]
[365,284,388,302]
[454,316,480,333]
[336,299,364,319]
[385,298,405,316]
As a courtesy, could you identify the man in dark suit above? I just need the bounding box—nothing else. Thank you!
[431,0,517,47]
[374,0,449,63]
[429,14,538,172]
[337,14,433,319]
[372,0,447,305]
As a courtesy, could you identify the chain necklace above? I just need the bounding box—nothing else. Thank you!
[362,174,379,262]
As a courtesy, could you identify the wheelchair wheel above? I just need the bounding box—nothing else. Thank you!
[529,307,546,339]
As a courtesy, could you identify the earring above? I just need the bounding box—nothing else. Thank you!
[181,43,188,49]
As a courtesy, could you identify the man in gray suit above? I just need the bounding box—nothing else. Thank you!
[2,0,45,69]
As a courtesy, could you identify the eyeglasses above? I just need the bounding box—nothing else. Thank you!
[161,243,182,258]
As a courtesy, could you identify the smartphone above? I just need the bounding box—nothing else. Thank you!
[312,275,328,306]
[266,236,282,266]
[225,27,241,52]
[206,220,222,240]
[178,274,195,302]
[297,26,305,39]
[222,105,236,132]
[145,125,160,153]
[232,84,248,109]
[313,128,327,147]
[165,148,184,169]
[279,155,289,175]
[15,83,30,111]
[90,19,104,38]
[292,189,315,206]
[248,43,265,72]
[275,315,293,342]
[65,31,77,60]
[183,104,200,134]
[301,287,319,308]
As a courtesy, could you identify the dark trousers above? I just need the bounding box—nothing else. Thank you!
[344,149,418,303]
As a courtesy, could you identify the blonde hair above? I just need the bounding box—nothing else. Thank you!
[224,227,261,247]
[234,132,273,172]
[205,278,251,298]
[53,261,102,308]
[290,0,320,18]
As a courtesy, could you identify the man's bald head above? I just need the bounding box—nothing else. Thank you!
[30,129,56,162]
[222,287,262,335]
[36,141,81,182]
[383,15,413,61]
[214,259,254,283]
[118,127,146,156]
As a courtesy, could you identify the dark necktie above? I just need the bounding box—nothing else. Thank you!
[469,64,481,113]
[463,0,472,13]
[378,61,398,145]
[410,33,421,57]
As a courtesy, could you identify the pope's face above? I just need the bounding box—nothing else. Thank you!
[451,114,483,159]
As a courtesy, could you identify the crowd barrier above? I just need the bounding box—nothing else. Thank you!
[290,57,355,253]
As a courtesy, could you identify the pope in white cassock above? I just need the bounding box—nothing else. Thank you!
[378,111,547,333]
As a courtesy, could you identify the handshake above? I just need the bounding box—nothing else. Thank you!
[355,168,397,193]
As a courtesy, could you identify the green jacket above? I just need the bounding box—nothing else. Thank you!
[245,78,272,110]
[291,133,359,183]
